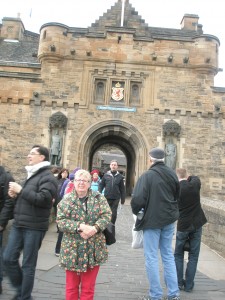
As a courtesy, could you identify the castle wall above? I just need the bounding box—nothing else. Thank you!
[0,98,225,201]
[1,2,225,257]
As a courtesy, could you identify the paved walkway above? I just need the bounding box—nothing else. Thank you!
[2,198,225,299]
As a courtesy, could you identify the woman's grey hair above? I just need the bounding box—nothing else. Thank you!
[75,169,92,182]
[150,156,165,163]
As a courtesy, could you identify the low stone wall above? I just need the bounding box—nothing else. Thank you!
[201,197,225,258]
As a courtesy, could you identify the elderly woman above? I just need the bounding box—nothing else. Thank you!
[57,169,112,300]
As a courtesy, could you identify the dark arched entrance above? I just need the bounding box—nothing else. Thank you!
[78,120,149,196]
[89,136,134,195]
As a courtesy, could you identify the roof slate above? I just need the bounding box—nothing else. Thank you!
[0,40,39,63]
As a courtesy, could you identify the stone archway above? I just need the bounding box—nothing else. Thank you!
[77,120,149,195]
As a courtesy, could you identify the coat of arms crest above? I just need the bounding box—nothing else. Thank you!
[111,82,124,101]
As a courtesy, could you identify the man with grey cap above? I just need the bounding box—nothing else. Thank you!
[131,147,180,300]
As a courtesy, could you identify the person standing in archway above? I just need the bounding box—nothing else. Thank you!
[99,160,125,232]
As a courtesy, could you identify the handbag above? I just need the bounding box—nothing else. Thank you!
[183,237,191,252]
[103,222,116,246]
[131,224,143,249]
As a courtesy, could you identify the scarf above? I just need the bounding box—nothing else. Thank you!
[25,161,50,179]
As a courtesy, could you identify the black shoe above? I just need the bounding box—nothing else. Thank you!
[178,279,185,290]
[0,282,2,294]
[184,281,194,292]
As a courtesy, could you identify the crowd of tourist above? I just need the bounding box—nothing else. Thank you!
[0,144,207,300]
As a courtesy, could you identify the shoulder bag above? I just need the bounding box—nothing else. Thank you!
[103,222,116,246]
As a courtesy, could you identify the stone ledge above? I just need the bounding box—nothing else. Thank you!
[201,197,225,258]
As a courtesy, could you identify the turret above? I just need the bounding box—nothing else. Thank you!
[38,22,69,63]
[1,16,24,41]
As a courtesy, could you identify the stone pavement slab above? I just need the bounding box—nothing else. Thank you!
[1,198,225,299]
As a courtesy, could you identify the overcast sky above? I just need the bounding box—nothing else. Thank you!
[1,0,224,87]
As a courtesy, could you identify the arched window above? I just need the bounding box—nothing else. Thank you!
[130,82,141,105]
[94,80,105,104]
[43,30,47,39]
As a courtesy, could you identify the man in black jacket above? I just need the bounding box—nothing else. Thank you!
[99,160,125,226]
[0,166,14,294]
[131,147,180,300]
[3,145,58,300]
[174,168,207,293]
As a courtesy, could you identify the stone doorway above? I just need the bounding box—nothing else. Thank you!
[78,120,149,196]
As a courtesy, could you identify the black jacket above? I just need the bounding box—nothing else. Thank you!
[13,166,58,231]
[177,176,207,231]
[54,177,67,207]
[99,171,126,204]
[0,166,15,229]
[131,161,180,230]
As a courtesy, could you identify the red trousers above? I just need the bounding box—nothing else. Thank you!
[66,266,100,300]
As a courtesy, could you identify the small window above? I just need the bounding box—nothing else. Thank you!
[94,80,106,104]
[130,82,141,105]
[43,30,47,39]
[7,26,13,33]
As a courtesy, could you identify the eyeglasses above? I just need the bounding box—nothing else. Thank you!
[28,152,40,156]
[74,179,90,183]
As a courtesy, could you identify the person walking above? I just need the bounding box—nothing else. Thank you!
[0,166,14,295]
[131,147,180,300]
[98,160,125,227]
[53,167,69,219]
[57,169,111,300]
[54,168,69,255]
[3,145,58,300]
[174,168,207,292]
[54,169,79,256]
[60,167,81,197]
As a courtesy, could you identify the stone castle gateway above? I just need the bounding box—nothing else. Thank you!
[1,0,225,202]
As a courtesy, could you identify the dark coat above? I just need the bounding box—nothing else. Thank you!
[0,166,15,229]
[131,161,180,230]
[60,178,70,198]
[99,171,126,204]
[54,177,67,206]
[13,166,58,231]
[177,176,207,231]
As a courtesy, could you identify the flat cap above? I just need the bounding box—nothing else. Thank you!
[149,147,165,159]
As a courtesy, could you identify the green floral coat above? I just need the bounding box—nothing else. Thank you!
[56,190,112,272]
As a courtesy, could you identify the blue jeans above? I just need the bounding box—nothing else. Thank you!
[0,231,2,283]
[143,223,179,300]
[174,227,202,291]
[3,225,46,300]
